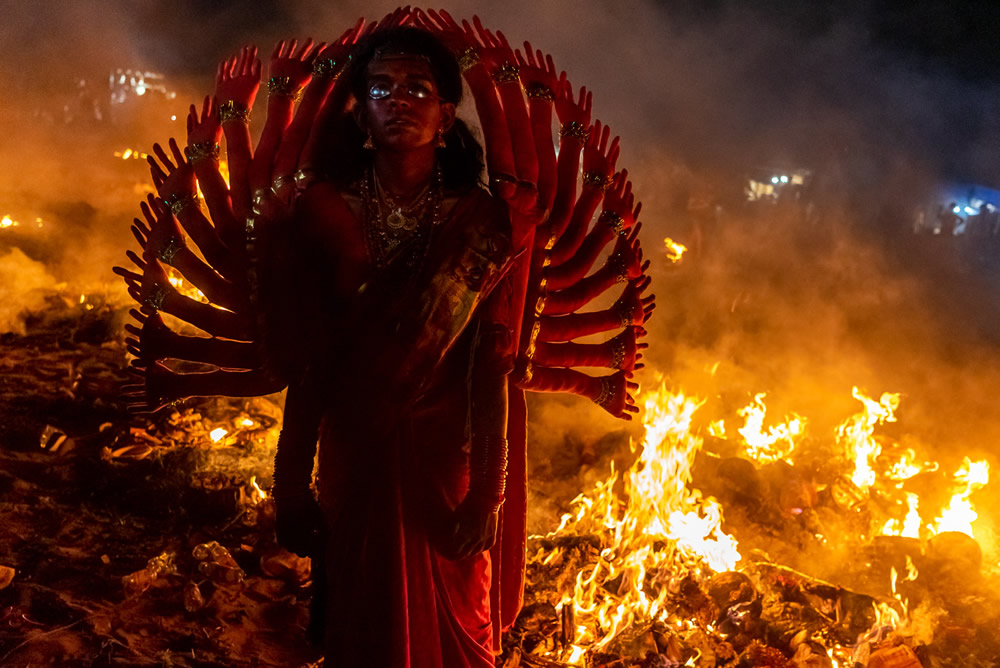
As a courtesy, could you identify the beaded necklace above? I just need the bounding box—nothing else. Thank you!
[360,164,444,273]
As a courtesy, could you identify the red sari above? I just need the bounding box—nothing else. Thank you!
[302,184,526,667]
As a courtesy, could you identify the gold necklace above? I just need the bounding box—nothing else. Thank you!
[361,166,443,270]
[375,171,432,232]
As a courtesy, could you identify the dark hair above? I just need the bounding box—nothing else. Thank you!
[318,27,485,191]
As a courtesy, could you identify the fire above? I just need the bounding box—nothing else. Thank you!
[837,387,899,489]
[209,427,227,443]
[664,237,687,263]
[881,492,921,538]
[929,457,989,538]
[1,215,17,228]
[250,476,267,501]
[532,381,740,660]
[736,392,805,464]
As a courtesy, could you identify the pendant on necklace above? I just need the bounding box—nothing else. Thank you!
[386,208,417,231]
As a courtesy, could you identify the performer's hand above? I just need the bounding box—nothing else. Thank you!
[215,45,261,109]
[602,171,639,231]
[554,75,592,129]
[313,19,365,69]
[132,196,186,266]
[187,96,222,146]
[599,369,641,420]
[274,490,324,558]
[124,307,168,361]
[607,326,648,372]
[582,121,620,186]
[469,16,517,72]
[121,357,177,414]
[148,139,196,202]
[269,38,322,87]
[113,250,175,311]
[609,222,648,282]
[414,9,474,55]
[437,495,499,561]
[613,275,656,328]
[515,42,557,94]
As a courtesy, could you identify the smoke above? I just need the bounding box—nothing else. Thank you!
[0,247,58,335]
[1,1,998,539]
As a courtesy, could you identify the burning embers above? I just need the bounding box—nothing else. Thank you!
[515,381,997,666]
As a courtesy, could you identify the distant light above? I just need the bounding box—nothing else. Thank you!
[770,176,779,184]
[170,115,177,121]
[953,206,962,214]
[964,206,977,215]
[135,85,147,96]
[780,175,789,184]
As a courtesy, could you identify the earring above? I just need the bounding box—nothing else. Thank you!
[363,134,375,150]
[435,129,446,148]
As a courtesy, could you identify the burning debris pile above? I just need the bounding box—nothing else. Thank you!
[505,384,1000,667]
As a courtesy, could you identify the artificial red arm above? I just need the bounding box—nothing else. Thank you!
[532,326,646,371]
[124,309,258,368]
[275,26,364,181]
[537,278,654,342]
[546,173,637,290]
[249,39,319,194]
[542,78,591,241]
[215,46,260,236]
[550,122,619,266]
[517,43,558,216]
[515,366,638,420]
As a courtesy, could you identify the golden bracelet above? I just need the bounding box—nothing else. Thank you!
[312,58,342,79]
[609,252,629,283]
[595,375,615,408]
[142,282,170,310]
[525,83,555,101]
[267,76,303,101]
[184,141,220,164]
[158,237,185,265]
[582,170,612,191]
[559,121,590,143]
[612,298,636,329]
[457,47,481,73]
[599,210,627,236]
[491,63,521,85]
[163,192,201,216]
[609,337,627,369]
[218,100,251,124]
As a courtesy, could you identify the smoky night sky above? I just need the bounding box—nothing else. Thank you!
[2,0,1000,527]
[3,0,1000,184]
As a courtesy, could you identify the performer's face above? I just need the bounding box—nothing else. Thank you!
[360,57,455,152]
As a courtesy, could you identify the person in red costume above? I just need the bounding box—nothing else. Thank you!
[114,9,656,666]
